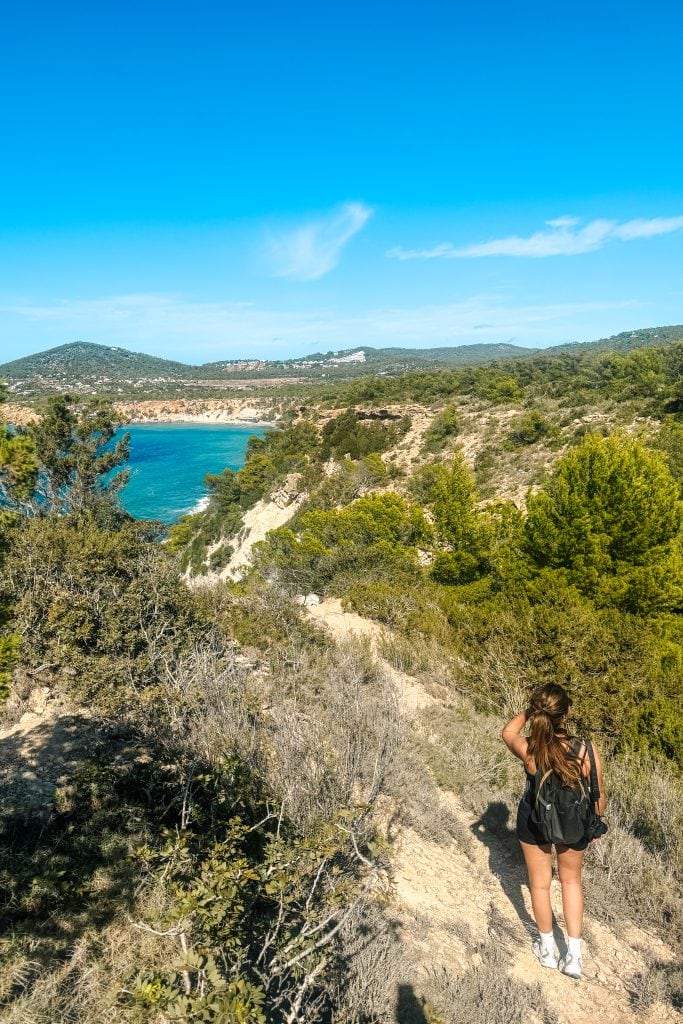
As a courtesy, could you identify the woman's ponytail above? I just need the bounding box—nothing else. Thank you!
[526,684,582,787]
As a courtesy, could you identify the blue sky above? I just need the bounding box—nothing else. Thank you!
[1,0,682,363]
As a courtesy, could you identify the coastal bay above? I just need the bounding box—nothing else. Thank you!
[115,421,268,523]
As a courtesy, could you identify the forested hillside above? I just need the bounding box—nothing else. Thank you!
[1,342,682,1023]
[4,324,683,400]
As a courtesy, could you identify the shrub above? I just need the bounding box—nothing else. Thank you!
[422,404,460,453]
[504,409,557,447]
[320,407,404,460]
[476,375,524,404]
[6,511,206,709]
[253,494,430,596]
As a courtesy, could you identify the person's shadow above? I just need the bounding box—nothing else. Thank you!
[470,801,567,956]
[395,984,428,1023]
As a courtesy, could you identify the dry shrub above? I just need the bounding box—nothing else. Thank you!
[584,823,683,943]
[0,914,167,1024]
[266,639,401,827]
[330,901,413,1023]
[413,702,515,811]
[163,636,402,832]
[580,752,683,945]
[630,957,683,1013]
[603,752,683,870]
[377,631,450,680]
[383,734,474,851]
[423,932,556,1024]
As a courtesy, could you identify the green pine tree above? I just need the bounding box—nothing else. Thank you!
[525,432,683,613]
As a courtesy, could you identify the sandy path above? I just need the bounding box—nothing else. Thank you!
[306,598,678,1024]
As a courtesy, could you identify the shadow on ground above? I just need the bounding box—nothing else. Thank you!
[396,983,428,1023]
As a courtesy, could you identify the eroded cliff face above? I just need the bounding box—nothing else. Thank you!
[5,398,279,426]
[114,398,277,424]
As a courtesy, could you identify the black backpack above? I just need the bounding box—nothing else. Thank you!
[529,739,600,845]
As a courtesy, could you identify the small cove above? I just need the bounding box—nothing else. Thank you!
[113,422,268,523]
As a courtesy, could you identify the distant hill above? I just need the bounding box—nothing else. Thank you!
[3,326,683,398]
[548,324,683,356]
[1,341,195,395]
[200,341,538,378]
[0,339,539,396]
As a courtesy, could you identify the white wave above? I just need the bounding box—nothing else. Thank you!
[188,495,210,515]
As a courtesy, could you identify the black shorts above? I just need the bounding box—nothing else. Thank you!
[516,799,589,851]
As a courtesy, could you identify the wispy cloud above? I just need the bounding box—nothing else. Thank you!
[0,292,636,358]
[267,202,372,281]
[387,215,683,261]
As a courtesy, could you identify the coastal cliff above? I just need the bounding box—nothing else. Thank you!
[6,397,279,427]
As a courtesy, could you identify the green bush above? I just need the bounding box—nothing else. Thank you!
[422,404,460,453]
[7,511,206,709]
[252,493,429,596]
[320,407,406,460]
[504,409,557,447]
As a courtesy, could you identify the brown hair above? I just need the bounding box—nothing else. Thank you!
[526,683,582,787]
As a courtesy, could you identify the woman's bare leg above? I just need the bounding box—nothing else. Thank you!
[556,845,585,938]
[520,840,553,933]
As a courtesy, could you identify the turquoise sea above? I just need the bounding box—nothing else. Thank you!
[113,422,268,523]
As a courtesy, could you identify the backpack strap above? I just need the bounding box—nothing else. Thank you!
[584,738,601,804]
[534,769,553,808]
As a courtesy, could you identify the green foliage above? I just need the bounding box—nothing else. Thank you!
[525,433,683,613]
[421,403,460,453]
[412,455,492,584]
[129,766,371,1023]
[650,416,683,487]
[7,510,206,709]
[320,407,407,460]
[0,386,39,700]
[597,348,666,400]
[29,394,130,513]
[504,409,557,448]
[476,374,524,404]
[253,493,429,595]
[438,578,682,764]
[300,492,429,548]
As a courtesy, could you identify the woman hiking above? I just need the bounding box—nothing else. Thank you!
[502,683,606,980]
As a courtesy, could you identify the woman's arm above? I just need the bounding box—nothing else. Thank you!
[501,709,530,762]
[591,742,607,816]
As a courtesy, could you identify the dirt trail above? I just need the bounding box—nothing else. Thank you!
[306,598,678,1024]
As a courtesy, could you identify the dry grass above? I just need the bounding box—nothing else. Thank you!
[422,914,557,1024]
[0,907,168,1023]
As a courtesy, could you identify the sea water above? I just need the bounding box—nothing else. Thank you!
[112,422,268,524]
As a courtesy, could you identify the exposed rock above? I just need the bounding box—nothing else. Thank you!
[28,686,51,715]
[304,593,321,607]
[272,472,302,509]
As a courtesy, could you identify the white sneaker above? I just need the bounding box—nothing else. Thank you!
[532,938,558,970]
[559,953,582,979]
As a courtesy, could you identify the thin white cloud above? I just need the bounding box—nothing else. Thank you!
[387,215,683,261]
[0,292,636,358]
[267,201,372,281]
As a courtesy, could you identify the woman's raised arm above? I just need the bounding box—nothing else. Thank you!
[501,709,530,761]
